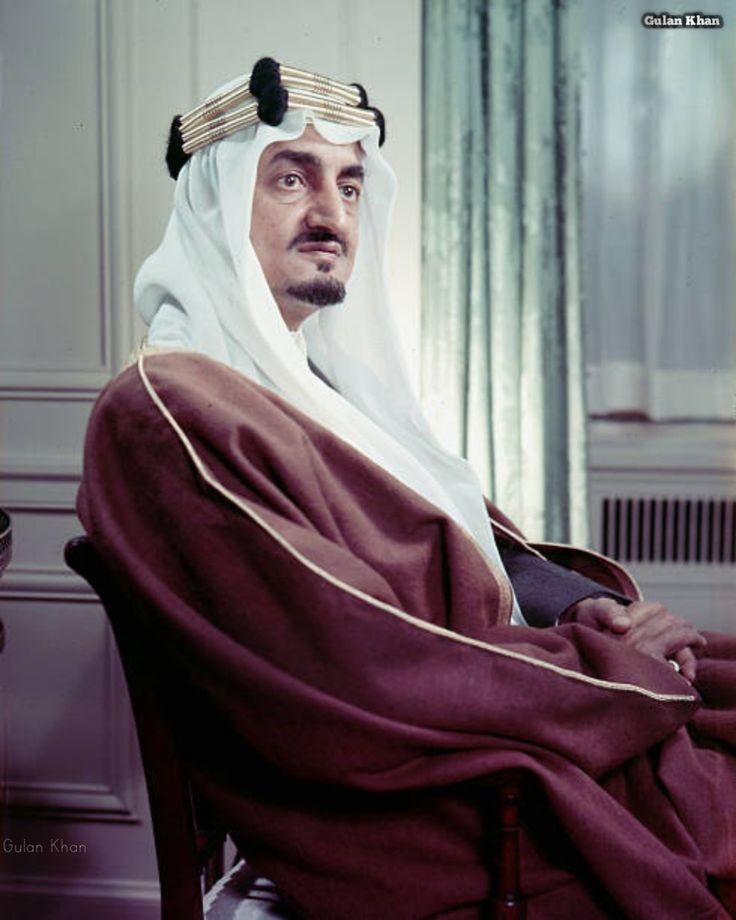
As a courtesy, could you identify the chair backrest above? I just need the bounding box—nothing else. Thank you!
[65,536,224,920]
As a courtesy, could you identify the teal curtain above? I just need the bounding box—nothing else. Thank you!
[422,0,587,543]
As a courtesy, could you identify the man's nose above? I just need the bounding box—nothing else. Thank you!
[304,184,346,230]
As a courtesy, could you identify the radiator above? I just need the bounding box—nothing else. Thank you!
[599,496,736,566]
[588,422,736,634]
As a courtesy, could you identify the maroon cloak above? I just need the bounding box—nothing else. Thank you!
[77,352,736,919]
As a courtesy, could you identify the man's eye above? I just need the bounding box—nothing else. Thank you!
[340,184,361,200]
[277,173,304,190]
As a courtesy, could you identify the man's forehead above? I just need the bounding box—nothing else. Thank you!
[258,125,364,169]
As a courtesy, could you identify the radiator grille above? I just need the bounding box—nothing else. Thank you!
[600,497,736,564]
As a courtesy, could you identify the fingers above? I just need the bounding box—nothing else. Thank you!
[619,602,706,679]
[567,597,632,633]
[595,603,632,634]
[624,602,706,651]
[673,646,698,683]
[568,597,706,681]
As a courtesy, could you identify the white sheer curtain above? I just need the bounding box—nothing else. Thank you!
[422,0,588,542]
[582,1,736,420]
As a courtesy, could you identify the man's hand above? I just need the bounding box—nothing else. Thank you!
[562,597,706,683]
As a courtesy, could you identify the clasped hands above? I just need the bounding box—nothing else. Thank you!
[563,597,706,683]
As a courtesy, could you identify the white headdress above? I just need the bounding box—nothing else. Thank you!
[135,66,522,620]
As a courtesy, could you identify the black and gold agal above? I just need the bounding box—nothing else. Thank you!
[166,57,385,179]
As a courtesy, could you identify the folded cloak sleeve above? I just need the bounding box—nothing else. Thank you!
[499,543,631,628]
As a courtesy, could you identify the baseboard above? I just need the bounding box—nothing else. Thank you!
[0,876,160,920]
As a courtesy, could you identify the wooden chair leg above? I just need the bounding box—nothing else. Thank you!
[491,778,526,920]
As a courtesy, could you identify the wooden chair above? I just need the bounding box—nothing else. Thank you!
[65,536,231,919]
[64,535,526,919]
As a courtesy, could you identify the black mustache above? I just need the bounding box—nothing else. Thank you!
[288,230,347,255]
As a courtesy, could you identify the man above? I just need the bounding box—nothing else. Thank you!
[78,60,736,918]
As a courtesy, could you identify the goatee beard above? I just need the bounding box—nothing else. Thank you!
[286,277,346,307]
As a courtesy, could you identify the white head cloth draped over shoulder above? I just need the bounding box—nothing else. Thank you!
[135,69,523,623]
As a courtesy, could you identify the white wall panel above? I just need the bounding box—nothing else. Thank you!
[0,395,93,474]
[0,0,108,375]
[196,0,347,88]
[4,598,114,794]
[122,0,196,344]
[0,505,81,588]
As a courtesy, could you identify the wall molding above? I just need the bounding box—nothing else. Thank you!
[4,674,142,822]
[5,781,138,822]
[0,567,93,601]
[0,874,158,900]
[0,372,111,399]
[0,458,82,482]
[0,0,133,400]
[0,0,114,385]
[0,498,78,512]
[103,0,137,375]
[0,874,159,920]
[2,578,142,822]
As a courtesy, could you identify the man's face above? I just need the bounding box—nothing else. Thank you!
[250,125,364,330]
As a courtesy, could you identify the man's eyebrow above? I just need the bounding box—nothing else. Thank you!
[269,150,322,169]
[268,150,365,182]
[339,164,365,182]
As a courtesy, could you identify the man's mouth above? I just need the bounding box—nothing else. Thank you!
[296,241,343,257]
[289,231,347,258]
